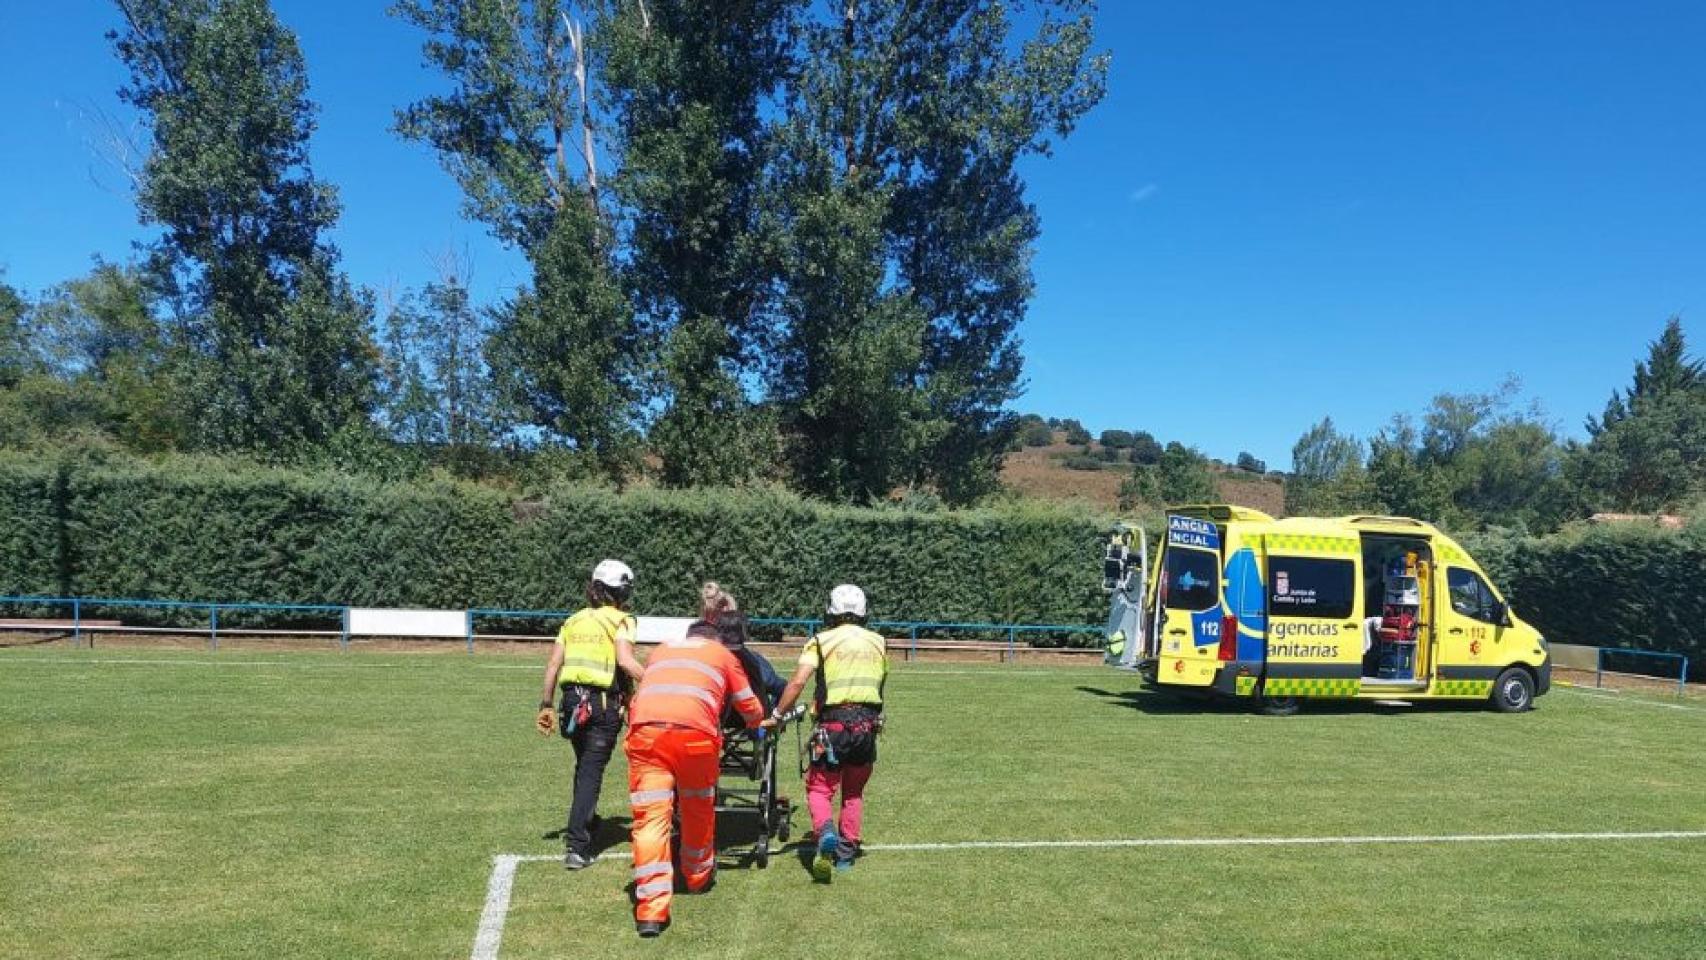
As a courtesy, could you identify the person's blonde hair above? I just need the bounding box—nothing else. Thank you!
[699,581,737,622]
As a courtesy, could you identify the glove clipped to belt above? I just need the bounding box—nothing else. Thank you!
[535,701,557,737]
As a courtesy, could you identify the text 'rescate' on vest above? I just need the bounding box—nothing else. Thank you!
[807,624,888,707]
[555,606,632,690]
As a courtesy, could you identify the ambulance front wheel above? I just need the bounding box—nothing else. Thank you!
[1491,667,1535,713]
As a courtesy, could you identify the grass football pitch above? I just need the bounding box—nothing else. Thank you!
[3,647,1704,959]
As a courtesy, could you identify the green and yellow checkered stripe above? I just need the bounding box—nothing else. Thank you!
[1262,677,1359,697]
[1433,679,1493,697]
[1255,533,1358,555]
[1436,543,1468,563]
[1236,675,1258,696]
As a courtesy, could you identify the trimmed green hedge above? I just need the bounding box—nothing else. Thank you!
[6,453,1701,672]
[3,456,1109,639]
[0,458,64,598]
[1468,524,1706,680]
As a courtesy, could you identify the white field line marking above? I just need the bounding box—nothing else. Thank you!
[471,855,524,960]
[859,830,1706,851]
[0,656,295,668]
[1556,686,1704,713]
[473,829,1706,957]
[0,656,498,673]
[1,656,1127,682]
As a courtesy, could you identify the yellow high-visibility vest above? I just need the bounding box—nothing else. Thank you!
[803,624,887,706]
[555,606,633,689]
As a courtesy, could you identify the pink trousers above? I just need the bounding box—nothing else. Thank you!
[805,763,873,842]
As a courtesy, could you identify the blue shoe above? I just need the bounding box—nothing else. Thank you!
[812,827,838,883]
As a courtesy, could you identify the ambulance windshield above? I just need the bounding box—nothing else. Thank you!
[1164,547,1219,611]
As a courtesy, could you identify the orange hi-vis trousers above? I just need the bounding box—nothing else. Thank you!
[625,723,720,923]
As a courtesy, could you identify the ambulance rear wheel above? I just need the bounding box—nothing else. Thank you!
[1491,667,1535,713]
[1254,689,1301,717]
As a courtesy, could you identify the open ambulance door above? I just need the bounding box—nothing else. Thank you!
[1101,525,1148,669]
[1155,516,1224,687]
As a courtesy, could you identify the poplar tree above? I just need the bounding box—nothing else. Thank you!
[394,0,642,471]
[771,0,1108,503]
[112,0,378,453]
[602,0,798,487]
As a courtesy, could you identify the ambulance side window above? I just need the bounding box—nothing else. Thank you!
[1447,568,1499,623]
[1164,548,1218,611]
[1267,557,1355,619]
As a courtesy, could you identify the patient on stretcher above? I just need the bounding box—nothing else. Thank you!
[698,582,786,713]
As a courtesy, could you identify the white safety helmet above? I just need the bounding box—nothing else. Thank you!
[826,583,867,618]
[592,559,635,590]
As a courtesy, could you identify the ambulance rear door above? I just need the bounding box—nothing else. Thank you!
[1155,515,1224,687]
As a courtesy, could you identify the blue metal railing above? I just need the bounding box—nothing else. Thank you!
[2,594,1103,661]
[868,620,1102,661]
[0,595,347,651]
[1597,646,1690,696]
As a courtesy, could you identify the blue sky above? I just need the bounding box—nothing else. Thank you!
[3,1,1702,468]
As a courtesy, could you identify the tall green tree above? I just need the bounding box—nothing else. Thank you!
[0,275,28,390]
[1287,417,1372,515]
[1572,317,1706,512]
[112,0,378,453]
[378,273,496,458]
[1365,383,1571,530]
[394,0,642,471]
[771,0,1108,503]
[601,0,796,486]
[484,207,641,468]
[1366,415,1455,522]
[21,262,187,450]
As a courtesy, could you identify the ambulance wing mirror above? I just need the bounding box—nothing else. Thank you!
[1493,600,1512,627]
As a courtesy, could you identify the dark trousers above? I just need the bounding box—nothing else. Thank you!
[561,690,622,858]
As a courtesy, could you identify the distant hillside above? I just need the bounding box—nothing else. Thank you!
[1000,434,1286,516]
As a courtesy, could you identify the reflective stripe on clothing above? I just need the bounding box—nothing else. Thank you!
[627,635,765,736]
[626,723,721,923]
[555,606,633,689]
[633,683,718,707]
[644,657,727,688]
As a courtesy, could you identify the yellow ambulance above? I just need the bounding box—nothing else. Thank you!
[1119,505,1550,715]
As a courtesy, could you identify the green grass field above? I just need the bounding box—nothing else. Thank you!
[4,647,1704,959]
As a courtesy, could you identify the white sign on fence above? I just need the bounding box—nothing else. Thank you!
[635,616,696,644]
[347,608,468,638]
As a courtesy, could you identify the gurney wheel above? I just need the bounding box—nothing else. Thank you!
[777,815,791,843]
[754,837,770,869]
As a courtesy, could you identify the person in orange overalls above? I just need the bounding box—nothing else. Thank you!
[624,620,765,937]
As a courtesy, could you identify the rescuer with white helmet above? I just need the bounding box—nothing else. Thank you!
[536,559,646,869]
[764,583,889,882]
